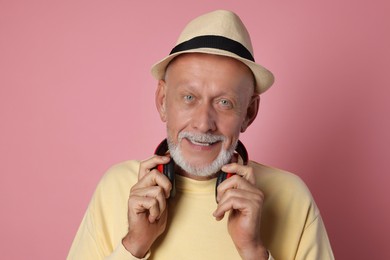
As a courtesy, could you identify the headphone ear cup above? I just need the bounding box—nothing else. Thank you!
[215,170,226,202]
[154,160,175,198]
[164,159,176,198]
[163,159,175,185]
[157,164,164,174]
[215,140,248,202]
[216,170,227,188]
[154,139,176,198]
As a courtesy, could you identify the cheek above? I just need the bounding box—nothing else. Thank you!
[165,106,190,135]
[218,117,243,139]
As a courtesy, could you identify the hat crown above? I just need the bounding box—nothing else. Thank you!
[151,10,274,94]
[176,10,254,56]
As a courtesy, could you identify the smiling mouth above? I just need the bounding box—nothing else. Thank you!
[189,139,220,146]
[178,132,225,148]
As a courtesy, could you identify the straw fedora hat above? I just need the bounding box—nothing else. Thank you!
[151,10,274,94]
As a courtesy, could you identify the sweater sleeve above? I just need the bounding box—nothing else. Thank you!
[295,214,334,260]
[67,209,150,260]
[67,210,105,259]
[67,161,141,260]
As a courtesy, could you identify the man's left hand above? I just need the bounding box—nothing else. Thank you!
[213,163,268,260]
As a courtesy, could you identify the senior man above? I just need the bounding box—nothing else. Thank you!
[68,10,334,260]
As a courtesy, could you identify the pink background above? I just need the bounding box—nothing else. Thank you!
[1,1,389,259]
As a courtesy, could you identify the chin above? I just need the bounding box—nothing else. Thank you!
[167,134,237,177]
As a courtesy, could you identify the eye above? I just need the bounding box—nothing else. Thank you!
[218,98,233,108]
[184,95,194,103]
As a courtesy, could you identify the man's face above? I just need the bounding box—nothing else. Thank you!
[156,53,259,178]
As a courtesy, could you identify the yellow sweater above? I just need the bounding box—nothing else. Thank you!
[68,160,334,259]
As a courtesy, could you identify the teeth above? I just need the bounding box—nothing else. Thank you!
[191,140,211,146]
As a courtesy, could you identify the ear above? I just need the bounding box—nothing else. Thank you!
[155,80,167,122]
[241,95,260,133]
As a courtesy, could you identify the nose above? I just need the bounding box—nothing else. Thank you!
[191,102,217,133]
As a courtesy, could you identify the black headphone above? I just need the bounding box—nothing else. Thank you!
[154,138,248,200]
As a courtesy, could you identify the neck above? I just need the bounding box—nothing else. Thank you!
[175,165,219,181]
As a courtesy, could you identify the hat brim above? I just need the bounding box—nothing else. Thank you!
[151,48,274,94]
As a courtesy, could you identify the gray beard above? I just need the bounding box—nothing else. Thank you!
[167,131,237,177]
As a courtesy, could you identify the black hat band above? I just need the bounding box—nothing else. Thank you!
[169,35,255,62]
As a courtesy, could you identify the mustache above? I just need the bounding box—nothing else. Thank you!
[178,131,225,143]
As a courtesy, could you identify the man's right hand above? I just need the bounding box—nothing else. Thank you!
[122,155,172,258]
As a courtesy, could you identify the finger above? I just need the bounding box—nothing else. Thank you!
[213,195,260,221]
[218,187,263,206]
[132,170,172,198]
[138,155,170,179]
[221,163,255,184]
[216,175,261,203]
[216,184,263,211]
[213,196,247,221]
[131,185,167,218]
[132,195,162,223]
